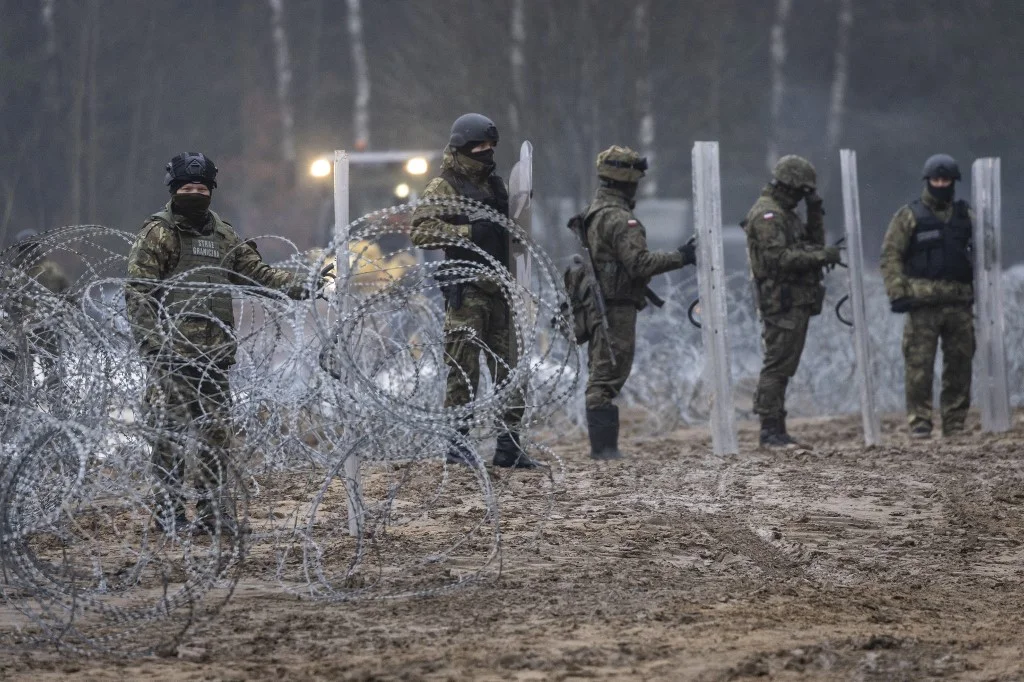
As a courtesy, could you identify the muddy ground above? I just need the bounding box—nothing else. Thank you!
[3,410,1024,681]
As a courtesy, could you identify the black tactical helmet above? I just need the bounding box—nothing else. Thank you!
[921,154,961,181]
[165,152,218,193]
[449,113,499,150]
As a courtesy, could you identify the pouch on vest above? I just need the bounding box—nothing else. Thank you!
[562,256,599,344]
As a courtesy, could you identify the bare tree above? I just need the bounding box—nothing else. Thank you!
[347,0,370,149]
[634,0,656,197]
[825,0,854,154]
[509,0,526,144]
[268,0,297,167]
[766,0,792,172]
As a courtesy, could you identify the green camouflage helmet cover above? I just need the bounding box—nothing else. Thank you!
[596,145,648,183]
[772,155,817,190]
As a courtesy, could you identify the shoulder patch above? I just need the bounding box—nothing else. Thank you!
[763,211,775,220]
[627,219,640,227]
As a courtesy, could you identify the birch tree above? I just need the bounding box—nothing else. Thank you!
[268,0,297,166]
[508,0,526,144]
[347,0,370,149]
[766,0,792,172]
[634,0,656,197]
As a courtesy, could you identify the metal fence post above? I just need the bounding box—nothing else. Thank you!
[971,158,1011,433]
[334,150,363,536]
[692,142,738,455]
[839,149,881,446]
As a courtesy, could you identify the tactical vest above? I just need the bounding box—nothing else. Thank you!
[584,204,645,308]
[903,199,973,283]
[440,169,511,269]
[148,209,236,328]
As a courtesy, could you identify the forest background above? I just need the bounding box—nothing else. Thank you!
[1,0,1018,263]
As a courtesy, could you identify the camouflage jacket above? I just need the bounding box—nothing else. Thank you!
[125,202,308,361]
[743,185,828,316]
[584,186,684,310]
[410,148,507,295]
[880,188,974,305]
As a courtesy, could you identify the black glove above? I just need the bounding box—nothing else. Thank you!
[677,237,697,266]
[822,246,842,266]
[439,213,471,226]
[805,190,824,209]
[470,220,502,253]
[890,297,914,314]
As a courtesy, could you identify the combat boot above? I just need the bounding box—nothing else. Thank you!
[493,432,542,469]
[152,508,190,537]
[587,405,624,460]
[759,416,796,448]
[446,427,474,466]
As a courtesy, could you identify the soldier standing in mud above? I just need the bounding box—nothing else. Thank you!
[580,146,696,460]
[410,113,540,469]
[743,155,842,448]
[881,154,975,439]
[126,152,324,535]
[5,230,71,393]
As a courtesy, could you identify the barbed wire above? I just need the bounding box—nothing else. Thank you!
[0,198,578,654]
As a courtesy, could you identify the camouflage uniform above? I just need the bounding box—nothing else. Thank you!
[411,148,523,429]
[24,259,69,390]
[583,186,685,410]
[126,202,308,518]
[743,155,839,444]
[579,146,695,460]
[881,188,975,435]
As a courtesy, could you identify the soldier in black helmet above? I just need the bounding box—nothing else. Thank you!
[881,154,975,439]
[125,152,326,535]
[410,113,540,469]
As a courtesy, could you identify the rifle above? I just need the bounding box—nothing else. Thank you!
[566,213,617,367]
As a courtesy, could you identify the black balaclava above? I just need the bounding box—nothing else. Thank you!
[171,193,212,225]
[926,181,955,205]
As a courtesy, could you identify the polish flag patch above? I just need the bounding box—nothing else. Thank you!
[627,219,640,227]
[763,212,775,220]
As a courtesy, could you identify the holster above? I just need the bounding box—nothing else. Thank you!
[442,283,466,311]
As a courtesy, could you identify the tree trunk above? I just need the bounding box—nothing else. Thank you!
[634,0,656,198]
[766,0,792,172]
[86,0,99,222]
[825,0,854,163]
[508,0,526,145]
[268,0,297,169]
[347,0,370,150]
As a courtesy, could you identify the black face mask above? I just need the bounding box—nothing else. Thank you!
[172,193,212,223]
[466,148,495,165]
[926,182,955,204]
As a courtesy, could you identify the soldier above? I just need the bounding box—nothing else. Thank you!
[581,146,696,460]
[2,230,70,395]
[743,155,841,448]
[410,113,539,469]
[880,154,974,439]
[125,152,322,534]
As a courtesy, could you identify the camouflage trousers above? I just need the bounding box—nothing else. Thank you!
[753,307,812,419]
[444,286,524,427]
[143,360,233,515]
[585,304,637,410]
[902,303,974,433]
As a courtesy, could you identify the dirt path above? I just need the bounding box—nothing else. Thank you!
[4,412,1024,680]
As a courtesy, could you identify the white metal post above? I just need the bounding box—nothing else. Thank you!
[692,142,738,455]
[839,150,881,446]
[334,150,363,536]
[971,158,1011,433]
